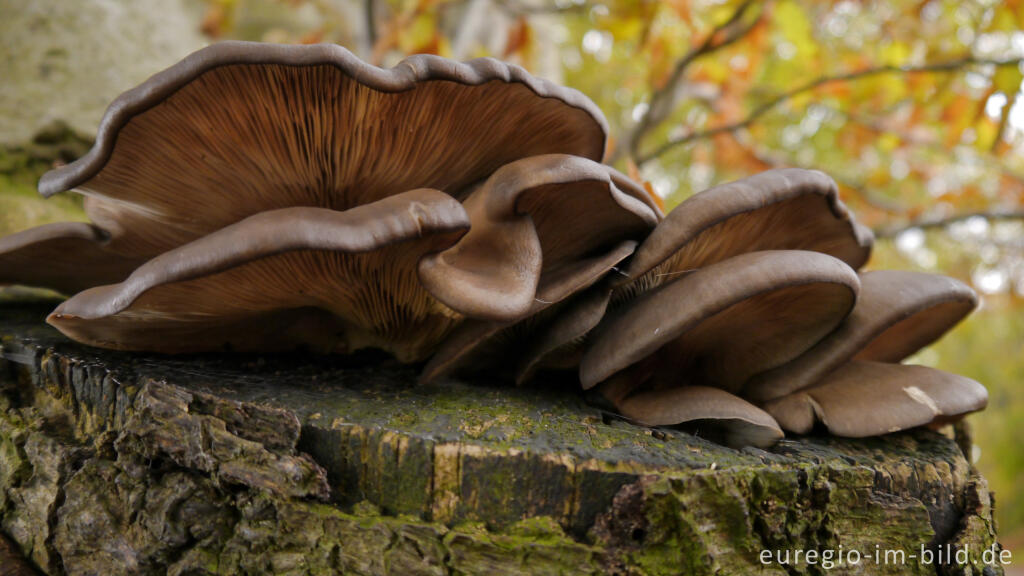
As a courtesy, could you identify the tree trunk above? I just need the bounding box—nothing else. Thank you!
[0,293,1005,575]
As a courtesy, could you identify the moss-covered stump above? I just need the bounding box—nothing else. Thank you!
[0,294,1006,575]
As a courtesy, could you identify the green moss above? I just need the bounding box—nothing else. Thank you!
[0,129,90,236]
[0,296,1006,575]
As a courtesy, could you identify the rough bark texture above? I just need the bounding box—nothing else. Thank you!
[0,293,1006,575]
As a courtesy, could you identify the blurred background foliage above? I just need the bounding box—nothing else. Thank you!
[2,0,1022,552]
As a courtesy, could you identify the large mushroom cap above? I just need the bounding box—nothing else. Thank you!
[745,270,977,403]
[764,360,988,437]
[48,189,470,360]
[619,168,873,288]
[580,250,861,393]
[611,385,784,449]
[37,41,608,262]
[0,222,138,294]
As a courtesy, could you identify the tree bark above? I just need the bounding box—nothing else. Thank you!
[0,293,1005,575]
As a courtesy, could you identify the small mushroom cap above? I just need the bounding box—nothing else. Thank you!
[763,360,988,437]
[48,189,470,360]
[419,240,637,385]
[38,41,608,260]
[744,270,977,403]
[420,155,658,320]
[581,250,860,392]
[619,168,873,288]
[0,222,139,294]
[610,384,784,449]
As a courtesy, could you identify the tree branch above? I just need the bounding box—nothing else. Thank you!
[493,0,590,15]
[732,135,909,213]
[611,0,763,163]
[874,210,1024,239]
[638,56,1024,165]
[365,0,378,47]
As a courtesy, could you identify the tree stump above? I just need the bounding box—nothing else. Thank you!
[0,292,1005,575]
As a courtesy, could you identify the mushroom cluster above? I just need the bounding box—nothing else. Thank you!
[0,42,986,448]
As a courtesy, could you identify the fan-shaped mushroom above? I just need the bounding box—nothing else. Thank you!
[618,168,873,288]
[763,361,987,437]
[420,159,659,382]
[48,190,470,360]
[610,385,784,449]
[420,154,659,320]
[745,269,984,437]
[512,168,875,381]
[4,41,608,295]
[580,250,861,393]
[0,222,137,295]
[571,250,858,448]
[744,270,977,403]
[3,42,662,358]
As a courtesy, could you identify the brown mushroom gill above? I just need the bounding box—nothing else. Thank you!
[0,222,138,295]
[514,168,875,381]
[48,189,470,360]
[744,269,977,403]
[420,154,656,321]
[763,360,987,437]
[5,41,607,295]
[616,168,874,297]
[580,250,861,394]
[420,156,659,382]
[420,240,637,385]
[47,49,606,258]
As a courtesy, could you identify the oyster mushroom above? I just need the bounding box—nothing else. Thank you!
[48,190,470,360]
[572,250,859,446]
[619,168,874,288]
[515,168,874,382]
[3,41,608,294]
[744,270,978,403]
[0,222,137,294]
[763,361,987,437]
[607,384,784,449]
[420,160,659,383]
[746,270,985,437]
[3,42,661,357]
[573,249,860,447]
[420,154,660,320]
[580,250,861,393]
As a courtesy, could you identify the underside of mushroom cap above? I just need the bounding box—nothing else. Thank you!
[581,250,861,392]
[617,168,873,293]
[48,189,470,360]
[606,383,784,449]
[419,240,637,385]
[38,41,608,260]
[744,270,977,403]
[0,222,140,294]
[764,360,987,437]
[419,154,658,321]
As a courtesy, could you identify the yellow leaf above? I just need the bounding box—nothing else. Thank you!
[878,133,901,153]
[993,65,1024,95]
[974,117,999,151]
[774,0,818,59]
[881,41,911,67]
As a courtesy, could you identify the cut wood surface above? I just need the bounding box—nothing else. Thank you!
[0,292,1004,575]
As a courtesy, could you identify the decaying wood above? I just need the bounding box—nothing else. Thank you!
[0,294,1005,575]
